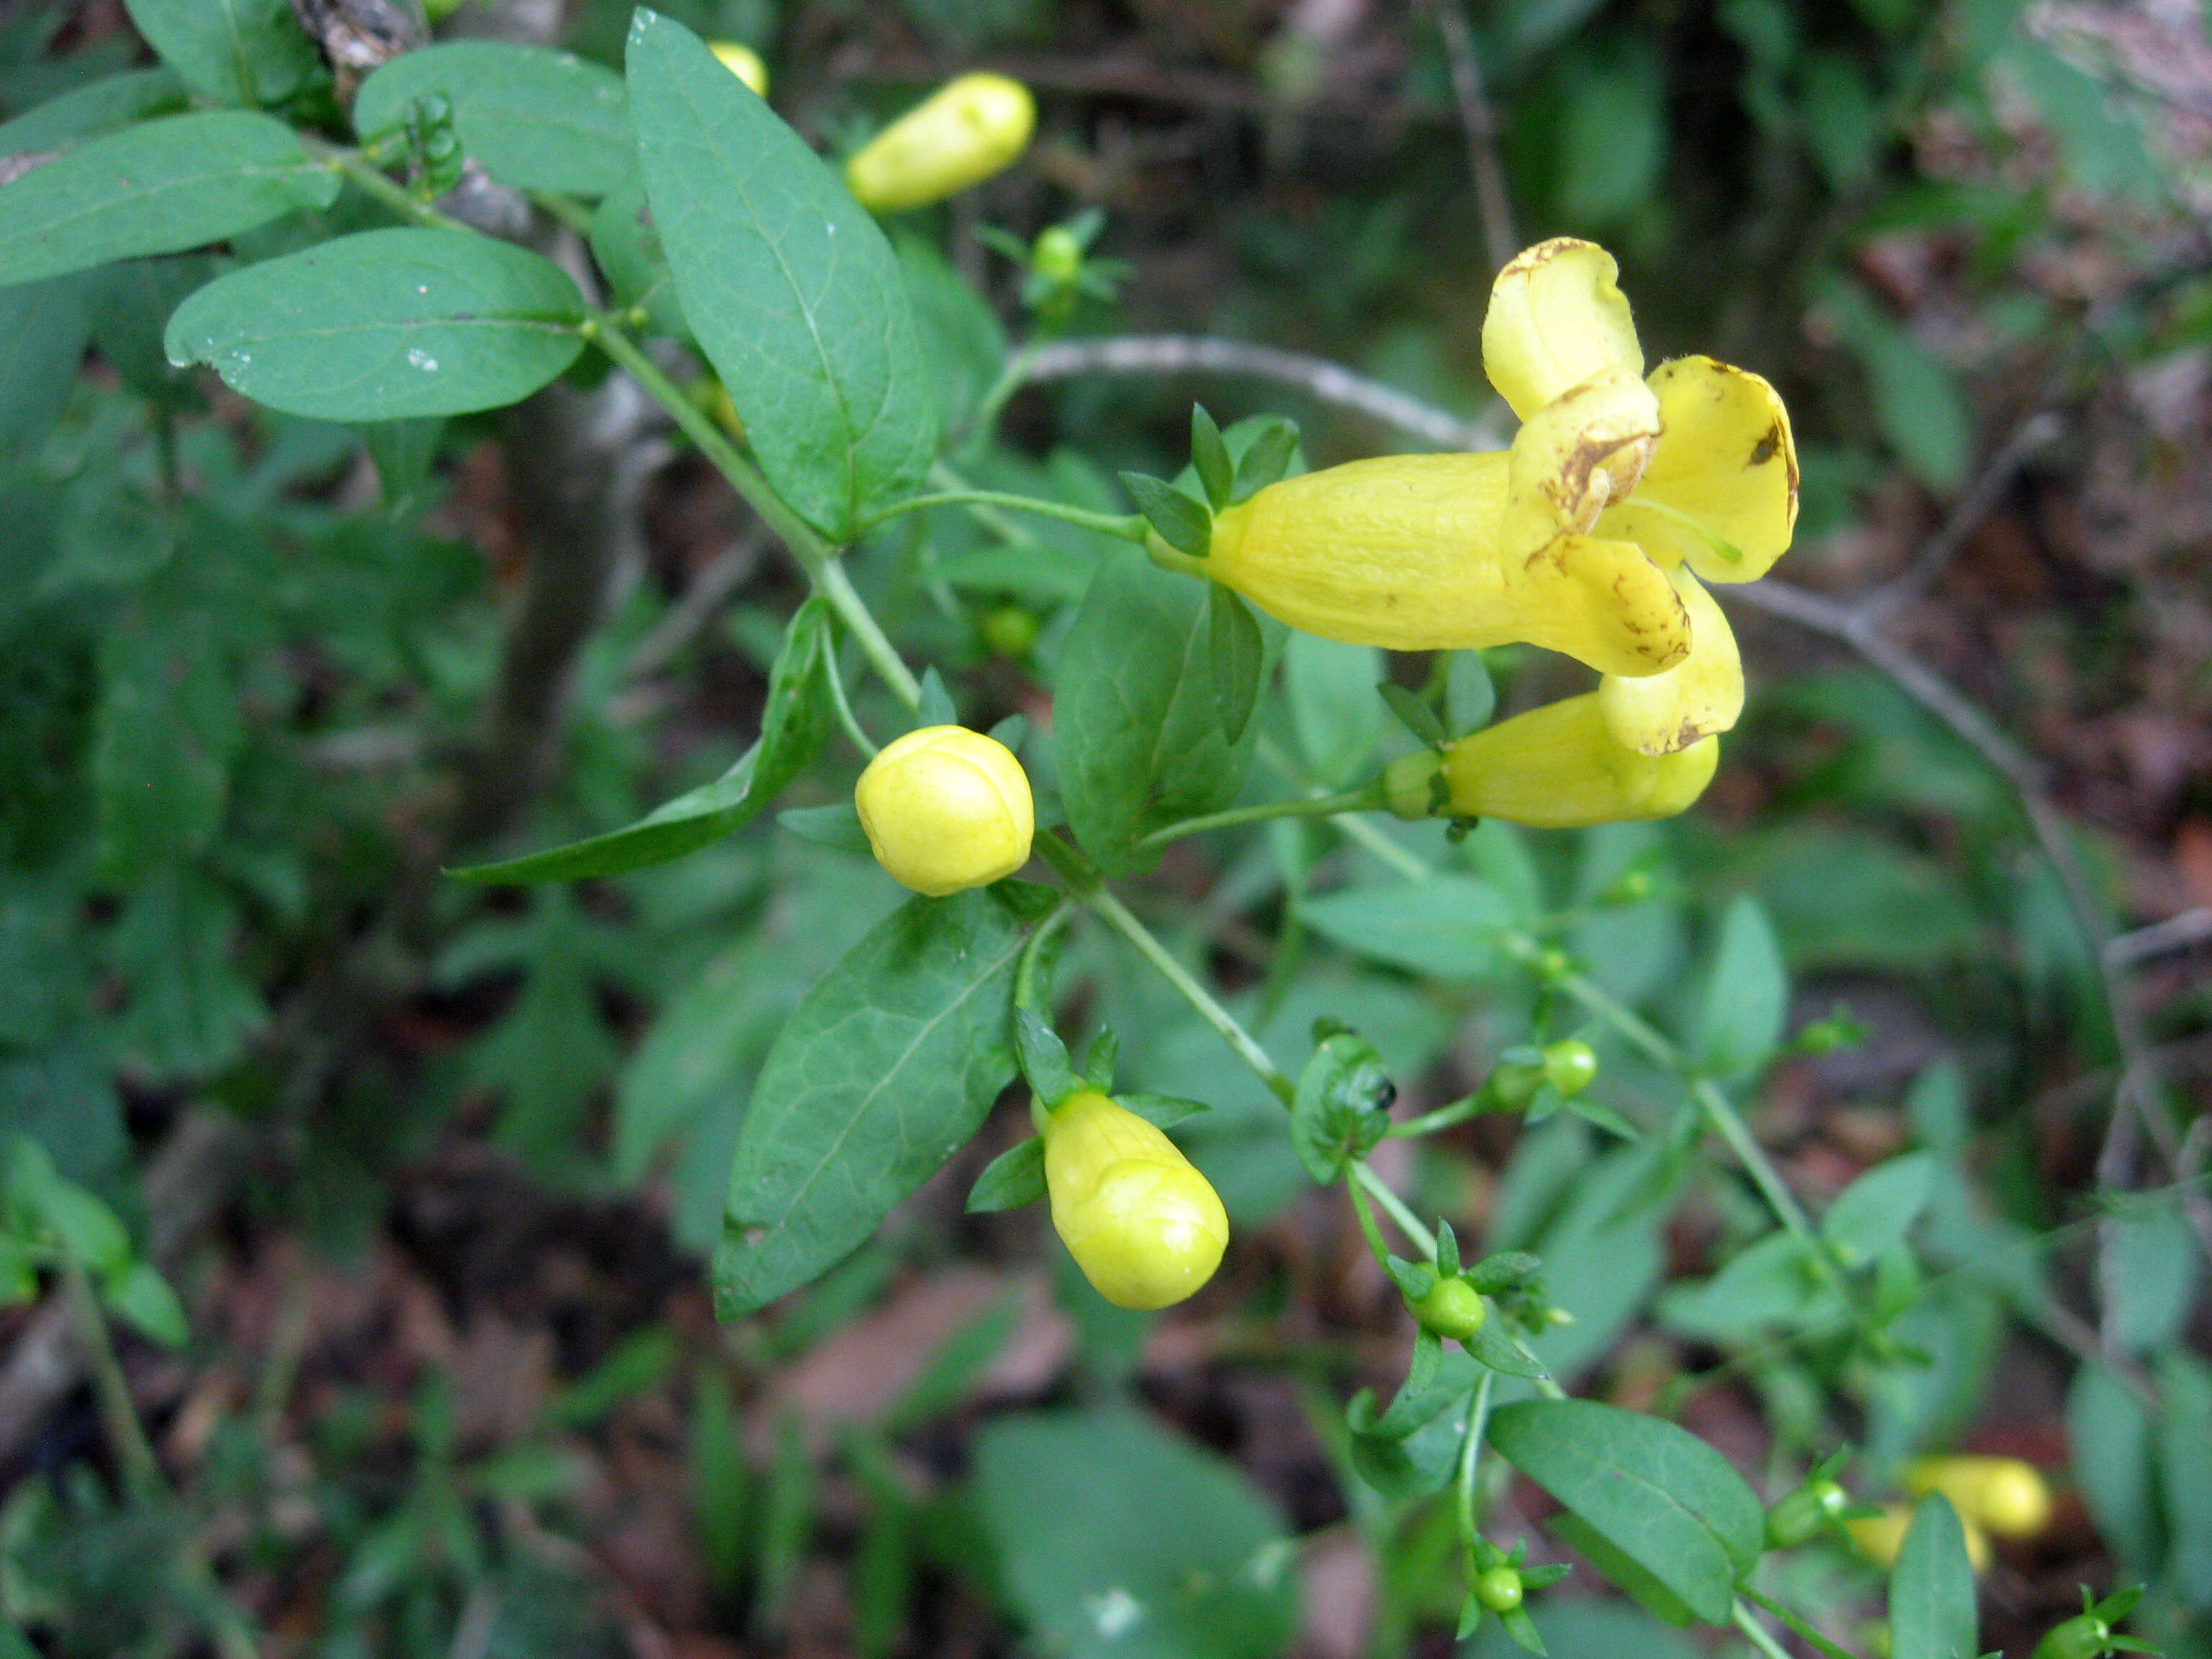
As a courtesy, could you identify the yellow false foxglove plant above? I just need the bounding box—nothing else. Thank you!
[1042,1091,1228,1310]
[845,73,1035,214]
[853,725,1034,896]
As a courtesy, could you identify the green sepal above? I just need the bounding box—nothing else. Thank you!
[1117,1092,1210,1130]
[967,1138,1046,1213]
[1014,1007,1080,1109]
[1230,415,1300,501]
[1498,1602,1549,1655]
[1190,403,1233,511]
[1465,1251,1542,1294]
[1378,680,1448,750]
[1120,470,1211,557]
[1465,1318,1551,1380]
[1383,1254,1439,1303]
[1082,1027,1119,1090]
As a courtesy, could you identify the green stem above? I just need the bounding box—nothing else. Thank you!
[1385,1089,1491,1138]
[320,145,471,231]
[1135,783,1389,850]
[584,316,923,713]
[1456,1371,1495,1556]
[961,342,1036,454]
[821,639,879,757]
[1351,1161,1437,1259]
[62,1256,163,1501]
[1732,1599,1799,1659]
[858,487,1149,544]
[1015,904,1073,1015]
[1738,1586,1873,1659]
[1036,835,1296,1109]
[527,189,596,234]
[1346,1177,1395,1268]
[1255,738,1433,878]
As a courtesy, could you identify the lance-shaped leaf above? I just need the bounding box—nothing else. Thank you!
[0,111,338,287]
[626,9,935,541]
[452,598,836,884]
[1888,1493,1979,1659]
[165,229,588,421]
[355,43,633,199]
[714,889,1025,1315]
[0,68,189,159]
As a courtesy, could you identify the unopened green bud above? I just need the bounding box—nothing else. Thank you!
[1542,1040,1597,1099]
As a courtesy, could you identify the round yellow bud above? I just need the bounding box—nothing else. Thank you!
[1846,1503,1992,1576]
[853,725,1033,896]
[1903,1456,2054,1542]
[845,73,1035,214]
[1043,1092,1228,1310]
[709,41,769,97]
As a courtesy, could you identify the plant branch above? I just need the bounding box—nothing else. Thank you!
[1019,335,1507,451]
[1351,1161,1437,1259]
[1419,0,1519,273]
[1135,783,1389,850]
[858,487,1150,544]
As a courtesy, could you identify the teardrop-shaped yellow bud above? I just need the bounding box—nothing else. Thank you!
[844,73,1035,213]
[1384,693,1719,827]
[1205,454,1691,676]
[853,725,1033,896]
[1482,238,1645,421]
[1596,356,1799,584]
[1902,1456,2054,1542]
[1043,1092,1228,1310]
[1597,566,1743,756]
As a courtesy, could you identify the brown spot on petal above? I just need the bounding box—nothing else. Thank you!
[1751,424,1781,468]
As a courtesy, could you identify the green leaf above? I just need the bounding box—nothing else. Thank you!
[975,1409,1298,1659]
[361,418,445,518]
[1300,875,1511,979]
[0,110,339,287]
[1015,1007,1079,1108]
[627,9,935,541]
[1821,1151,1936,1267]
[1053,548,1269,876]
[1488,1398,1764,1626]
[613,940,788,1184]
[1347,1327,1459,1439]
[1120,470,1211,557]
[1350,1358,1477,1501]
[108,868,266,1082]
[1118,1092,1210,1130]
[779,802,872,853]
[1690,894,1788,1079]
[1447,649,1496,734]
[0,273,90,461]
[1546,1513,1696,1627]
[120,0,319,108]
[1208,584,1264,744]
[355,42,633,199]
[0,68,189,159]
[2156,1353,2212,1605]
[163,229,588,421]
[1291,1029,1393,1184]
[1820,276,1972,495]
[1190,404,1233,510]
[1888,1493,1979,1659]
[454,597,835,882]
[1285,633,1387,785]
[713,890,1025,1316]
[966,1136,1045,1213]
[7,1141,130,1272]
[1377,680,1447,750]
[102,1259,189,1349]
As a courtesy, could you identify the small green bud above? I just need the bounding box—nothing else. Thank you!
[1033,225,1083,282]
[1541,1040,1598,1099]
[1601,868,1653,903]
[2033,1616,2112,1659]
[1473,1566,1524,1614]
[980,604,1039,658]
[1765,1478,1848,1550]
[1411,1277,1487,1341]
[1489,1062,1543,1109]
[1532,947,1573,984]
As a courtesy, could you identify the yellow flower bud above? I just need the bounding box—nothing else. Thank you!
[844,73,1035,214]
[1482,238,1644,421]
[1384,693,1718,828]
[853,725,1033,896]
[1595,356,1799,584]
[709,40,769,97]
[1847,1503,1992,1576]
[1597,565,1743,756]
[1204,454,1691,677]
[1043,1092,1228,1310]
[1902,1456,2054,1542]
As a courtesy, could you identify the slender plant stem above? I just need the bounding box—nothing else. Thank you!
[1136,783,1389,850]
[582,317,924,713]
[1456,1371,1496,1554]
[1015,904,1074,1015]
[820,641,879,757]
[526,189,596,235]
[1739,1586,1873,1659]
[1346,1176,1395,1268]
[62,1256,162,1501]
[1732,1599,1800,1659]
[1386,1089,1491,1138]
[321,145,471,231]
[1352,1161,1437,1259]
[962,341,1038,453]
[859,487,1148,544]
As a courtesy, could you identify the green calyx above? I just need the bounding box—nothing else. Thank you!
[1410,1275,1488,1341]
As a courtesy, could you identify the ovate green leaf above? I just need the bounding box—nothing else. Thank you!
[713,890,1025,1315]
[355,43,633,199]
[120,0,319,108]
[164,228,587,421]
[627,9,935,540]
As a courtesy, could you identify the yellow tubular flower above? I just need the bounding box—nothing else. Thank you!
[1205,454,1691,675]
[1847,1504,1992,1576]
[1383,693,1719,828]
[1597,566,1743,756]
[844,73,1035,213]
[1902,1457,2054,1542]
[1043,1092,1228,1310]
[709,40,769,96]
[1595,356,1799,584]
[853,725,1033,897]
